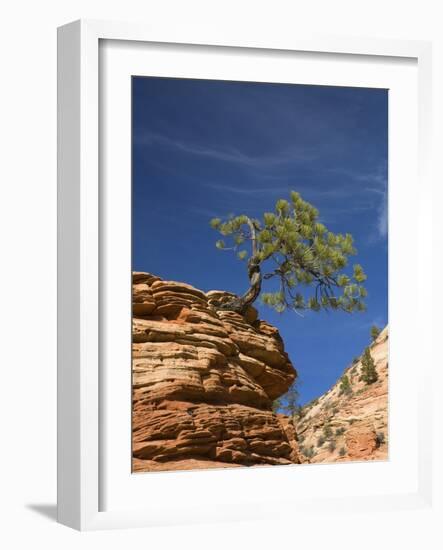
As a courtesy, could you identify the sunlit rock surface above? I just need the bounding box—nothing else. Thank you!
[296,327,389,463]
[132,272,301,472]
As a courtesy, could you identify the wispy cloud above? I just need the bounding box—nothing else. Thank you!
[204,178,382,225]
[188,206,223,219]
[134,131,317,168]
[205,182,293,196]
[328,165,388,241]
[368,178,388,241]
[376,193,388,238]
[205,180,373,201]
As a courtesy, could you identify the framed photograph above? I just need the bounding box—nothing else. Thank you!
[57,19,433,530]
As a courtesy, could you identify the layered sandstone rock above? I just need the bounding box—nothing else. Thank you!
[295,326,388,463]
[132,272,300,472]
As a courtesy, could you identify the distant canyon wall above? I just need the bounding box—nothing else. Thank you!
[296,327,389,463]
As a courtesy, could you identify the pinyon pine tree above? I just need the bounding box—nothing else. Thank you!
[370,324,381,342]
[360,347,378,385]
[279,382,299,415]
[210,191,367,314]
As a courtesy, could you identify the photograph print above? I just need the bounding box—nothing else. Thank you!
[131,77,388,473]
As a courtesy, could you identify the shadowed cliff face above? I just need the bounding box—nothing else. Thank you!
[296,327,389,463]
[132,272,301,472]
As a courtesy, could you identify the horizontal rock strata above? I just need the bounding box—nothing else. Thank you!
[132,272,300,472]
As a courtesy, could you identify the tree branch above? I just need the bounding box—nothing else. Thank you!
[246,217,258,257]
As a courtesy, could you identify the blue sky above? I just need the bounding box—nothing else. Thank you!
[132,76,388,406]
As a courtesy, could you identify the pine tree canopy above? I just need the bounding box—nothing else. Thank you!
[370,324,381,341]
[360,347,378,385]
[275,382,299,416]
[210,190,367,314]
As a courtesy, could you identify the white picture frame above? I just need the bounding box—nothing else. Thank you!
[57,19,434,531]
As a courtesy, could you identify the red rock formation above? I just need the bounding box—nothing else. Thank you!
[296,327,389,463]
[132,272,301,472]
[345,426,378,460]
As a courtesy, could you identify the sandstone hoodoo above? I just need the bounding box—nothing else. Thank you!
[295,326,389,463]
[132,272,301,472]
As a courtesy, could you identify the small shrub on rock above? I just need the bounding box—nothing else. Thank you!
[339,374,352,396]
[323,424,333,439]
[301,445,315,459]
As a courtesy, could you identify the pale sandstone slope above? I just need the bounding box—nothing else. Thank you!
[296,326,388,463]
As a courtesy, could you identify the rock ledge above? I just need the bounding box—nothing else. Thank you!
[132,272,300,472]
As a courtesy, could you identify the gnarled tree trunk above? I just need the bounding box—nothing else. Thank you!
[215,217,262,315]
[216,256,262,314]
